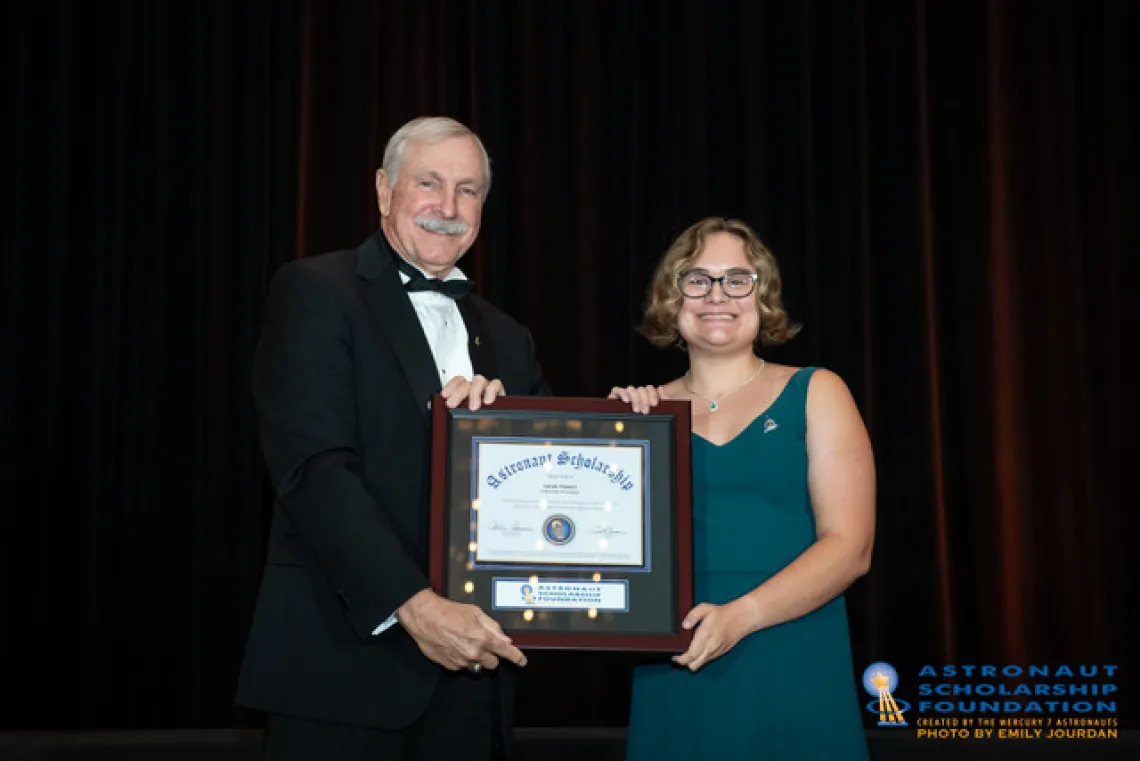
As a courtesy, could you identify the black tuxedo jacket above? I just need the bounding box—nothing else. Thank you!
[235,231,550,729]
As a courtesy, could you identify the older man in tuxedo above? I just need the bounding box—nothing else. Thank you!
[236,116,550,761]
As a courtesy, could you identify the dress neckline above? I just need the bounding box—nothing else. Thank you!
[691,367,808,448]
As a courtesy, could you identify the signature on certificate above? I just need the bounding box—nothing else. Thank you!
[487,520,535,533]
[592,525,627,537]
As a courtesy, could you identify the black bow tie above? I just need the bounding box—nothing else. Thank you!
[392,252,474,299]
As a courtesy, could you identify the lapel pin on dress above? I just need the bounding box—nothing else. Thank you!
[473,336,481,346]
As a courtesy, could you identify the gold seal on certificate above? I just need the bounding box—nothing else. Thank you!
[429,396,694,652]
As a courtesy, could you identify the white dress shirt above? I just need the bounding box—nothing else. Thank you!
[373,257,474,635]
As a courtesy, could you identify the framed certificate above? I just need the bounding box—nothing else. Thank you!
[429,396,694,652]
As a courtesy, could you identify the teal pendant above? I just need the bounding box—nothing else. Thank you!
[709,401,719,412]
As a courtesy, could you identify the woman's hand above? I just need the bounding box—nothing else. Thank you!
[672,597,760,672]
[607,384,666,414]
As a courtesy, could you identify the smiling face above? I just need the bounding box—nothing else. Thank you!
[676,232,761,354]
[375,134,487,277]
[639,217,801,351]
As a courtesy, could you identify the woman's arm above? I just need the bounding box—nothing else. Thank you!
[673,368,876,671]
[741,368,876,629]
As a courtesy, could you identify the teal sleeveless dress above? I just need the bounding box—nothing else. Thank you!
[626,367,869,760]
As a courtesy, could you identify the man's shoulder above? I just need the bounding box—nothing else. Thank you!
[268,246,363,294]
[262,246,368,316]
[279,247,358,280]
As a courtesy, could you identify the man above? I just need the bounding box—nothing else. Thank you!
[236,117,550,760]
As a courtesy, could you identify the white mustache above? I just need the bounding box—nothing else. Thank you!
[415,216,469,235]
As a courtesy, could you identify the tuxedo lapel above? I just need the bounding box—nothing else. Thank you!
[455,296,500,381]
[356,233,441,424]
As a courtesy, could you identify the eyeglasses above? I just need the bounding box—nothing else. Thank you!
[677,269,758,299]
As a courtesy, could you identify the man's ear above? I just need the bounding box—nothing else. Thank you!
[375,169,392,216]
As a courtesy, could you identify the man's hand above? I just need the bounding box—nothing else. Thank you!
[441,375,505,410]
[397,588,527,672]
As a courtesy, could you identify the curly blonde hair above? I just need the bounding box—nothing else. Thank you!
[638,217,801,348]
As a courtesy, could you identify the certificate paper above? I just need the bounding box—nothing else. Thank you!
[472,439,648,569]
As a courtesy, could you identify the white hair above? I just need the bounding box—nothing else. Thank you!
[381,116,492,195]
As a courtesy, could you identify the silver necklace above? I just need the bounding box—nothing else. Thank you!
[684,359,765,412]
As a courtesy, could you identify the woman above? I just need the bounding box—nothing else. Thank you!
[610,217,874,760]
